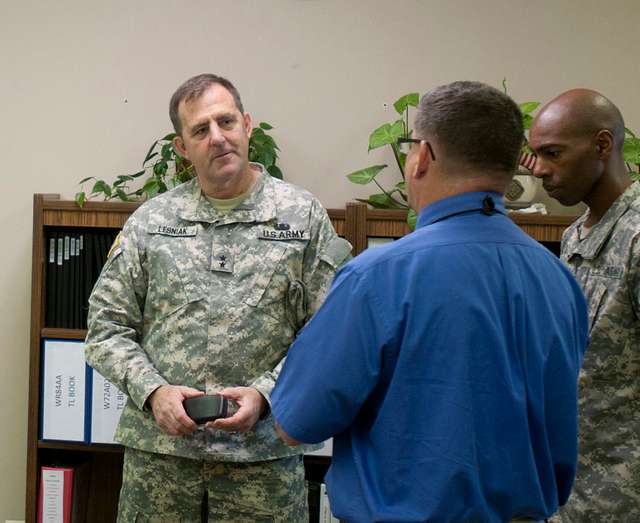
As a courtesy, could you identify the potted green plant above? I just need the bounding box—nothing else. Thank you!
[347,83,640,220]
[345,93,419,229]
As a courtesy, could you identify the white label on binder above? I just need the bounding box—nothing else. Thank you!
[41,340,86,441]
[41,469,64,523]
[91,369,126,444]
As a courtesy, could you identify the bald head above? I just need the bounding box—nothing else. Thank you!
[533,89,625,149]
[529,89,630,213]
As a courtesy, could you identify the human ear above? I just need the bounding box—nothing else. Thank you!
[243,113,253,138]
[415,141,431,179]
[595,130,614,159]
[173,135,189,160]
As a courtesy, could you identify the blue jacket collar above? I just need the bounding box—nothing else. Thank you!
[416,191,506,229]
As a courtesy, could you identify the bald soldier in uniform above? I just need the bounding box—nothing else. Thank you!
[529,89,640,521]
[85,74,351,522]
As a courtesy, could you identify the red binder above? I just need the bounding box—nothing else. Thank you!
[37,466,73,523]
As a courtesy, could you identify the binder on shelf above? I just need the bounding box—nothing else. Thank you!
[43,229,121,330]
[37,466,72,523]
[73,234,83,330]
[54,234,64,328]
[61,235,71,328]
[90,369,126,444]
[69,236,77,329]
[45,233,58,327]
[37,462,90,523]
[40,340,90,443]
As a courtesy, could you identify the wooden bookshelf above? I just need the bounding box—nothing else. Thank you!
[344,202,576,256]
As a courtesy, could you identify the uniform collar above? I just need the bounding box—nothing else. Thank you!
[176,163,277,225]
[566,181,640,260]
[416,191,506,230]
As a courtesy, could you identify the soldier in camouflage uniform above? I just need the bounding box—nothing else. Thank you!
[530,89,640,521]
[85,74,351,522]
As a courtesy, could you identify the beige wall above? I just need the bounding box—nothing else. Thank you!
[1,0,638,518]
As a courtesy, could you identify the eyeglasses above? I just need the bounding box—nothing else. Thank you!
[397,138,436,161]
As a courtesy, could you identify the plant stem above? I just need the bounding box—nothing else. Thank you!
[391,144,405,180]
[373,178,407,208]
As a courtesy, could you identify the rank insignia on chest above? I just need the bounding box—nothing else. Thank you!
[259,225,309,241]
[211,247,234,273]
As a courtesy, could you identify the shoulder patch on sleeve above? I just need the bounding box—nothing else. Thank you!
[321,237,352,268]
[107,231,123,260]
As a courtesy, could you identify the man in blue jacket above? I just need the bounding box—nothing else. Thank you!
[271,81,589,523]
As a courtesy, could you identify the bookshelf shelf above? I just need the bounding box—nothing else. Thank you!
[41,328,87,340]
[38,441,124,453]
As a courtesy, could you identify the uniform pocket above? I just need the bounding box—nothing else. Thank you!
[242,241,289,307]
[145,233,207,320]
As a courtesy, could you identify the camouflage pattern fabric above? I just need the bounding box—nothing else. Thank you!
[85,164,351,463]
[117,447,307,522]
[555,181,640,521]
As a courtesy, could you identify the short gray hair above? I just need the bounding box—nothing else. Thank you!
[169,74,244,135]
[415,81,523,173]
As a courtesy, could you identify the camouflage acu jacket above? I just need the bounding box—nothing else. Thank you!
[557,182,640,521]
[85,166,351,462]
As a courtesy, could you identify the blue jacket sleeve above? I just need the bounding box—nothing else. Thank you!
[271,264,390,443]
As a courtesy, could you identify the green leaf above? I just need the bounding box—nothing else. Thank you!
[157,179,168,193]
[267,165,283,179]
[115,188,129,201]
[369,121,405,151]
[140,178,160,198]
[162,132,177,141]
[260,150,276,168]
[623,137,640,164]
[396,181,406,192]
[74,191,86,208]
[176,164,195,183]
[625,127,637,138]
[346,164,387,184]
[393,93,420,115]
[363,193,404,209]
[153,160,168,176]
[259,122,273,130]
[78,176,94,184]
[407,208,417,230]
[130,169,146,178]
[519,102,540,115]
[91,180,112,198]
[161,143,173,161]
[522,114,533,131]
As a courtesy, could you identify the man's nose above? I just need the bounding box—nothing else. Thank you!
[531,157,548,178]
[209,123,225,145]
